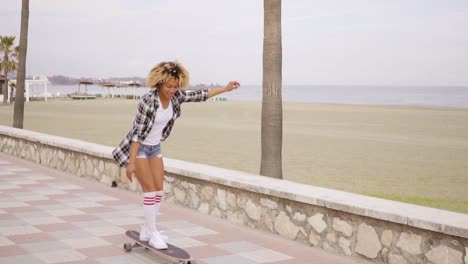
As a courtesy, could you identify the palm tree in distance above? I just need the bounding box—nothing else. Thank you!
[260,0,283,179]
[0,36,19,104]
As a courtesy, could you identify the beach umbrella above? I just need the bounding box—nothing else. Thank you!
[101,83,116,98]
[128,81,142,99]
[78,80,93,95]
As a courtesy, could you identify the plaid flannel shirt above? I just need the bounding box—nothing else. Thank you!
[112,88,209,167]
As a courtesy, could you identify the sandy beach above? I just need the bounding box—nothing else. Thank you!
[1,99,467,213]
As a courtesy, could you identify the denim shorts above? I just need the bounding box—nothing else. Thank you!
[136,144,163,159]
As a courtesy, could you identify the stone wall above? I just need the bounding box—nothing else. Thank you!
[1,125,467,264]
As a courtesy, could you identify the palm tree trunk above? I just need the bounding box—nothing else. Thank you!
[260,0,283,179]
[3,75,8,104]
[13,0,29,129]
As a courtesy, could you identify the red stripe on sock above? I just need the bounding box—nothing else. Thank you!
[144,202,155,205]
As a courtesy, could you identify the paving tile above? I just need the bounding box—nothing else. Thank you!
[0,219,27,227]
[46,183,82,190]
[168,236,207,248]
[49,229,93,240]
[3,167,30,172]
[97,200,124,207]
[8,232,53,244]
[186,245,231,259]
[23,174,55,181]
[0,213,14,221]
[111,206,144,217]
[239,249,294,263]
[96,254,154,264]
[8,180,39,185]
[0,254,46,264]
[37,204,69,210]
[23,216,65,225]
[172,226,218,237]
[71,220,110,228]
[77,245,125,258]
[83,225,126,237]
[104,216,143,226]
[110,204,141,211]
[26,199,59,207]
[202,254,259,264]
[100,233,127,245]
[214,241,266,253]
[79,207,115,214]
[77,193,118,202]
[60,214,99,222]
[13,195,49,202]
[64,260,100,264]
[153,229,184,240]
[2,206,34,214]
[0,225,42,236]
[20,241,70,253]
[36,223,77,232]
[0,245,29,257]
[15,210,50,219]
[0,236,14,246]
[33,249,88,264]
[0,201,29,209]
[46,208,85,217]
[158,220,197,229]
[32,188,67,196]
[62,237,112,249]
[64,201,103,209]
[93,211,131,219]
[124,210,144,217]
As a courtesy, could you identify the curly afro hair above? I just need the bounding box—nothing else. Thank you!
[147,61,190,89]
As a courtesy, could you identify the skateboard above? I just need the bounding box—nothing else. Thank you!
[124,230,193,264]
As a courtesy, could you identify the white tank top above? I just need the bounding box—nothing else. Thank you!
[142,97,173,146]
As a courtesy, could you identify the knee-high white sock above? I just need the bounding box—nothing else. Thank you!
[143,192,156,233]
[154,191,164,228]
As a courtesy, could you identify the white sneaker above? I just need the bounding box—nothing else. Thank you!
[149,231,168,250]
[139,224,151,241]
[159,231,169,242]
[139,224,169,242]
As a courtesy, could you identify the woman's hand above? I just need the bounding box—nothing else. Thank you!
[208,81,241,98]
[126,162,136,182]
[224,81,240,92]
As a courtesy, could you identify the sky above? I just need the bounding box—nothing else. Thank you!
[1,0,468,85]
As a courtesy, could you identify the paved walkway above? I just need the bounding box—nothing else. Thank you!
[0,153,369,264]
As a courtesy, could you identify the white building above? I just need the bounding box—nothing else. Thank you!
[0,75,49,102]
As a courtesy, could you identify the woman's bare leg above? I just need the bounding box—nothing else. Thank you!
[135,158,156,192]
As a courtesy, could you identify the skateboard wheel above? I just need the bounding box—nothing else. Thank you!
[124,243,133,252]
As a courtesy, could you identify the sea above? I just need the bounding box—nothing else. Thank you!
[27,84,468,109]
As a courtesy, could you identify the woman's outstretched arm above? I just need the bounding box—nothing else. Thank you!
[207,81,240,98]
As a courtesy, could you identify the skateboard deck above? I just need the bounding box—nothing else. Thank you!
[124,230,192,264]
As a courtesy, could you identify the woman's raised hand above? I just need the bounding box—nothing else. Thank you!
[224,81,240,92]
